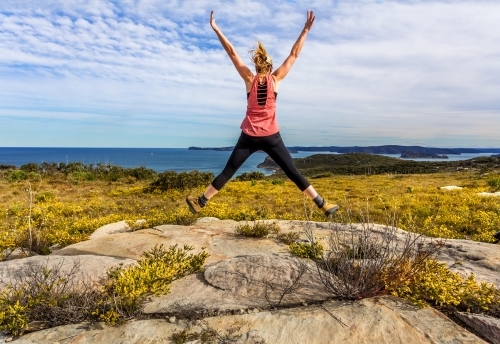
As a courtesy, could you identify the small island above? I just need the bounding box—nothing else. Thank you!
[400,150,449,159]
[257,156,279,170]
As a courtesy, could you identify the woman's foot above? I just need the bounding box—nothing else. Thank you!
[321,202,339,217]
[186,196,202,214]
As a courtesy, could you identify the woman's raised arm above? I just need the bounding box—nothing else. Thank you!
[272,11,315,82]
[210,11,253,84]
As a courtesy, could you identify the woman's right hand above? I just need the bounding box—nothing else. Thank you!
[304,10,315,32]
[210,10,219,31]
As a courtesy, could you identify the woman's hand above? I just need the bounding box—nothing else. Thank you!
[304,10,315,32]
[210,10,219,31]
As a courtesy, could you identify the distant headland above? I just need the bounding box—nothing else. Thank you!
[189,145,500,154]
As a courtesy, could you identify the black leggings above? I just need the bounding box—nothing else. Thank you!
[211,132,311,191]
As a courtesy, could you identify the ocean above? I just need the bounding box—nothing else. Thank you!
[0,148,494,175]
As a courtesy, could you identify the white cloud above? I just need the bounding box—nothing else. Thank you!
[0,0,499,147]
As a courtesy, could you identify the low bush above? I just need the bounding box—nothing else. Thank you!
[8,170,27,182]
[234,221,280,238]
[288,242,324,259]
[488,177,500,191]
[0,244,209,336]
[271,178,285,185]
[302,205,444,300]
[149,170,214,192]
[0,260,106,336]
[275,231,300,245]
[20,163,39,173]
[234,171,265,182]
[392,259,500,315]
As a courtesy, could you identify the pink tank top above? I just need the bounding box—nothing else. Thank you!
[240,74,279,137]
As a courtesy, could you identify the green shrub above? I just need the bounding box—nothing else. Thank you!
[103,244,208,320]
[234,221,280,238]
[8,170,27,182]
[149,170,214,192]
[128,166,157,181]
[0,244,209,336]
[27,172,41,181]
[36,191,56,203]
[488,177,500,191]
[20,163,39,173]
[392,259,500,317]
[275,231,300,245]
[271,178,285,185]
[71,171,95,182]
[235,171,265,182]
[289,242,324,259]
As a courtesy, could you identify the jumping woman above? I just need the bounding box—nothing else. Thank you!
[186,10,339,217]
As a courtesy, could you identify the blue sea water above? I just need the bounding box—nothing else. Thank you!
[0,148,493,175]
[0,147,327,175]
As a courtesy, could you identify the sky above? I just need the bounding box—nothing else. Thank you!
[1,0,499,148]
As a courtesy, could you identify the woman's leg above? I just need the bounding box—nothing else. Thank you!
[186,133,257,214]
[263,133,339,216]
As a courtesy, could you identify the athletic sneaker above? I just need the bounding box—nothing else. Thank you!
[321,202,339,217]
[186,196,202,214]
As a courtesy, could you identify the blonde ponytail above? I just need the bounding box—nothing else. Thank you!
[250,41,272,75]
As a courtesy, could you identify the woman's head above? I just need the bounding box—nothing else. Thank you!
[251,41,272,75]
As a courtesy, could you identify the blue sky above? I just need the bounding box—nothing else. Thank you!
[1,0,499,148]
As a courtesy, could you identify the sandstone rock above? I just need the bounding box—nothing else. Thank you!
[55,218,500,290]
[0,255,135,290]
[89,220,145,240]
[455,312,500,344]
[478,192,500,197]
[440,186,464,190]
[55,219,287,265]
[2,247,33,261]
[11,296,485,344]
[144,254,330,314]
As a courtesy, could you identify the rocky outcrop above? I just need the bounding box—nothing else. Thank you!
[4,296,486,344]
[0,255,135,290]
[257,156,279,170]
[89,219,145,240]
[52,218,500,288]
[455,312,500,344]
[439,185,464,190]
[2,218,499,343]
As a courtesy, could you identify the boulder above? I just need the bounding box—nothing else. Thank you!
[0,255,135,290]
[89,219,145,240]
[478,192,500,197]
[439,186,463,190]
[455,312,500,344]
[144,254,330,314]
[9,296,485,344]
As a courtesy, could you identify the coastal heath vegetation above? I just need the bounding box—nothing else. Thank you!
[1,163,499,258]
[0,244,208,336]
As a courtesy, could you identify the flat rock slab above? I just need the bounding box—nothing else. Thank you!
[455,312,500,344]
[0,255,135,290]
[89,220,134,240]
[478,192,500,197]
[144,254,330,314]
[52,218,500,288]
[440,186,464,190]
[10,296,485,344]
[55,219,287,265]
